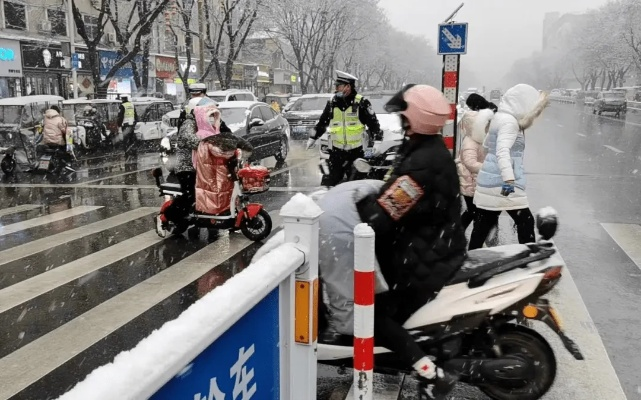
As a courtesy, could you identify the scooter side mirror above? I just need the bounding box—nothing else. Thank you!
[536,207,558,241]
[353,158,372,173]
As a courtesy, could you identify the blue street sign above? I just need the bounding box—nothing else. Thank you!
[71,53,79,70]
[151,288,281,400]
[438,23,468,55]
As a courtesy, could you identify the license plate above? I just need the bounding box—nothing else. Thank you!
[39,160,49,170]
[364,149,374,158]
[293,126,308,133]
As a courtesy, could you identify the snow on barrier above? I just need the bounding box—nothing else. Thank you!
[353,223,376,400]
[58,193,323,400]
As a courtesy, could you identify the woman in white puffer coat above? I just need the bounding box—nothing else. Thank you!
[469,84,549,250]
[456,108,494,229]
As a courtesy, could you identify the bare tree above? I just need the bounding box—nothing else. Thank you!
[265,0,343,94]
[106,0,170,94]
[72,0,168,96]
[71,0,110,95]
[202,0,263,90]
[164,0,197,95]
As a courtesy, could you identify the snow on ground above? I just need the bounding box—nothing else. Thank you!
[57,243,305,400]
[280,192,323,217]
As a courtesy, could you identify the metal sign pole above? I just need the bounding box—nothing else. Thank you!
[438,13,467,157]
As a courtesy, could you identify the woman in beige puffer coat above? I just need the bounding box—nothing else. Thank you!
[42,106,68,147]
[456,108,494,228]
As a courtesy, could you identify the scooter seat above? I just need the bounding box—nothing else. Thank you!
[160,182,182,191]
[449,245,532,286]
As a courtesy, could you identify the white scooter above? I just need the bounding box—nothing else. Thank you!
[317,208,584,400]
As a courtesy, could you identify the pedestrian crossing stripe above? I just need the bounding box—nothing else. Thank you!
[0,204,281,399]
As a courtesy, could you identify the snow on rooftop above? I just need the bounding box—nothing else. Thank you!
[57,243,306,400]
[280,193,323,218]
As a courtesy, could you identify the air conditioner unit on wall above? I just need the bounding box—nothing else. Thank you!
[38,21,52,32]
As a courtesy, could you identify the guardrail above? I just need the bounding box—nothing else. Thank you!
[548,96,641,112]
[58,194,323,400]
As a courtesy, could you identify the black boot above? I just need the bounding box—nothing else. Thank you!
[417,368,459,400]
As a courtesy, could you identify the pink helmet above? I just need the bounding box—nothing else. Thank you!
[386,85,451,135]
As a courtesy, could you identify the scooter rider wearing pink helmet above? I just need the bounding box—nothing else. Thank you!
[355,84,467,399]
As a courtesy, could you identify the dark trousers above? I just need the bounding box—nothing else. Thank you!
[461,195,477,229]
[163,171,196,223]
[321,147,365,187]
[373,287,434,366]
[468,207,535,250]
[122,125,137,156]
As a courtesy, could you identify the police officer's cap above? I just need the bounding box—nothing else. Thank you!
[188,83,207,93]
[335,70,358,86]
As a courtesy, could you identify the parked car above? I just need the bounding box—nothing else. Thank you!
[161,101,290,171]
[318,91,404,160]
[132,97,175,141]
[0,95,64,171]
[282,93,334,139]
[593,91,627,116]
[206,89,256,103]
[265,93,291,110]
[62,98,121,150]
[282,96,301,113]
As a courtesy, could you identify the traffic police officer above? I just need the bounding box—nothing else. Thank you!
[118,94,138,155]
[306,70,382,186]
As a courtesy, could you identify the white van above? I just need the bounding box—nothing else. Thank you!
[206,89,256,103]
[132,97,175,141]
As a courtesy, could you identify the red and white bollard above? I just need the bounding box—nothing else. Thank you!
[353,223,376,400]
[441,54,460,155]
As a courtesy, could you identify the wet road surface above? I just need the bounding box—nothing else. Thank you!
[0,110,639,399]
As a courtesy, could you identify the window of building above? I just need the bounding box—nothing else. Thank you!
[164,28,177,53]
[48,9,67,36]
[4,1,27,30]
[83,14,99,40]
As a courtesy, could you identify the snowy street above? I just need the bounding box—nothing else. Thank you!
[0,103,639,398]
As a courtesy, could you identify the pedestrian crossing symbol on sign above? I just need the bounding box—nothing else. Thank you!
[438,23,468,55]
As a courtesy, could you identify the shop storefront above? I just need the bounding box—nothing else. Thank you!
[74,48,95,98]
[21,42,70,97]
[256,65,270,99]
[229,63,244,89]
[272,68,299,95]
[99,50,142,99]
[0,39,22,98]
[154,55,178,103]
[175,58,200,103]
[243,64,257,94]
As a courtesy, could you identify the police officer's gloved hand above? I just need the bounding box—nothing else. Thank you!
[306,138,317,150]
[371,141,383,156]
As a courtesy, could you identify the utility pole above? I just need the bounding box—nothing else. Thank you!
[197,0,205,81]
[67,0,78,98]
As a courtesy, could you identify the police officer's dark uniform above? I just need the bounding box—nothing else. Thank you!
[307,71,382,187]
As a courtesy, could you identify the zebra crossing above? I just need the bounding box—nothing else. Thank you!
[0,202,273,400]
[0,199,630,400]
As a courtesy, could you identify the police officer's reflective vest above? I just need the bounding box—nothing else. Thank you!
[122,102,135,126]
[329,94,365,150]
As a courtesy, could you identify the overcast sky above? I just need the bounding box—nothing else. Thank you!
[377,0,611,89]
